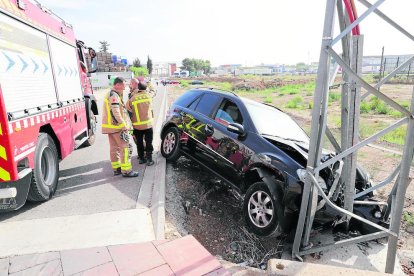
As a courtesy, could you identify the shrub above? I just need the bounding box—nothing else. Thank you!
[286,96,304,109]
[329,92,341,102]
[264,96,273,103]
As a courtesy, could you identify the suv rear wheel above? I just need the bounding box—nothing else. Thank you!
[243,182,282,237]
[161,127,181,162]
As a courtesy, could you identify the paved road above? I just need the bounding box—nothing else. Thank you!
[0,84,168,222]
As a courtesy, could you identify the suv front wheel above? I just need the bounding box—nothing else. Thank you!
[243,182,282,237]
[161,127,181,162]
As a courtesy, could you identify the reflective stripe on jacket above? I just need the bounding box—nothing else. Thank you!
[126,90,154,130]
[102,90,131,134]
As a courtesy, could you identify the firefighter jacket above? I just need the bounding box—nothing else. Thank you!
[126,89,154,130]
[102,90,132,134]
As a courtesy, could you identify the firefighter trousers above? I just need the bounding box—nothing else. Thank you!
[133,128,154,159]
[108,132,133,173]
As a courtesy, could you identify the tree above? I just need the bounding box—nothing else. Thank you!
[130,66,149,77]
[181,58,211,74]
[296,62,309,72]
[132,58,141,67]
[147,56,153,75]
[99,41,110,53]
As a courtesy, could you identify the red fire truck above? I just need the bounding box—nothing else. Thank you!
[0,0,98,211]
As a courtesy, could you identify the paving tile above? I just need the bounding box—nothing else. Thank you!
[203,267,231,276]
[108,242,166,276]
[152,240,169,247]
[74,262,118,276]
[138,264,174,276]
[60,247,111,275]
[0,258,9,276]
[9,259,61,276]
[157,235,222,276]
[9,252,60,274]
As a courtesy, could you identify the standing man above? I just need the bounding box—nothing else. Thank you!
[102,77,139,177]
[126,78,155,166]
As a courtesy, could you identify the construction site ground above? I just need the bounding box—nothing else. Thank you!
[163,75,414,275]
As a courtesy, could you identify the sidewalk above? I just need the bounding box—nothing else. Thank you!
[0,235,228,276]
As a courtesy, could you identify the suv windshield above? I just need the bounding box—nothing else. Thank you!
[243,98,309,143]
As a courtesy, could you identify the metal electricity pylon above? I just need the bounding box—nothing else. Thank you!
[291,0,414,273]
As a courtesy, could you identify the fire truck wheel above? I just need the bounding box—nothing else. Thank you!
[27,133,59,202]
[83,106,96,147]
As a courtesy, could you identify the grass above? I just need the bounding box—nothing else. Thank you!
[359,121,406,145]
[382,125,406,145]
[286,96,304,109]
[264,96,273,103]
[204,81,233,91]
[329,92,341,103]
[276,82,315,96]
[404,211,414,225]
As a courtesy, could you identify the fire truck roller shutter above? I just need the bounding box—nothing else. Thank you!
[48,37,83,103]
[0,12,57,114]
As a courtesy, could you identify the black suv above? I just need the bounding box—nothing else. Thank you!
[160,88,380,236]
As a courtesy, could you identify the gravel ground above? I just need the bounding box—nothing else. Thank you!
[165,157,285,270]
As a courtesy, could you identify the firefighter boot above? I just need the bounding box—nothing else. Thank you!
[113,168,122,176]
[146,154,154,166]
[122,171,140,177]
[138,157,147,164]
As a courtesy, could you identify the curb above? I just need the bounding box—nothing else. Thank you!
[137,85,168,239]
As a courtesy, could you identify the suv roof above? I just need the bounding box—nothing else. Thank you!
[194,87,239,99]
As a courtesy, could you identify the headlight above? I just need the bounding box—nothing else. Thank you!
[296,169,306,182]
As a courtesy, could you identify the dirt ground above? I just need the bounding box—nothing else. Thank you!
[162,78,414,274]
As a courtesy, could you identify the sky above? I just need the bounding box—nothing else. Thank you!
[39,0,414,67]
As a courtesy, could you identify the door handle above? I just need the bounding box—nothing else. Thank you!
[205,124,214,136]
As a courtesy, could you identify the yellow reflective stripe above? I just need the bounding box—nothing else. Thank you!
[132,102,141,126]
[132,118,153,126]
[121,148,131,171]
[0,146,7,161]
[111,162,121,169]
[102,123,125,129]
[0,167,11,181]
[0,122,3,135]
[121,164,132,171]
[104,98,111,126]
[134,98,152,104]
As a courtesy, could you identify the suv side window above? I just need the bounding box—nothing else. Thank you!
[187,96,201,110]
[214,99,243,126]
[194,94,220,117]
[174,90,202,107]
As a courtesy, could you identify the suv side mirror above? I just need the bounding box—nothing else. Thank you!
[227,123,245,137]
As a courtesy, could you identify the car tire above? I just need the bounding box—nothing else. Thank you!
[27,133,59,202]
[243,182,282,237]
[161,127,181,162]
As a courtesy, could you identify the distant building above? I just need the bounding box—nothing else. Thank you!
[152,62,177,77]
[362,54,413,74]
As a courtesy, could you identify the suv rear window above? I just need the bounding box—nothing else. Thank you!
[195,94,220,117]
[174,90,202,107]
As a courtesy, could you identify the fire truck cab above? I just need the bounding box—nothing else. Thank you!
[0,0,98,211]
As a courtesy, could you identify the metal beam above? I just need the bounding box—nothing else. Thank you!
[385,87,414,273]
[331,0,385,46]
[315,118,408,172]
[358,0,414,42]
[328,48,412,117]
[362,55,414,100]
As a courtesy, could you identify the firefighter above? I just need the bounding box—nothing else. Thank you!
[102,77,139,177]
[126,78,155,166]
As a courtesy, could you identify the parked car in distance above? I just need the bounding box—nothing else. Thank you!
[168,80,181,85]
[190,80,204,85]
[160,88,382,237]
